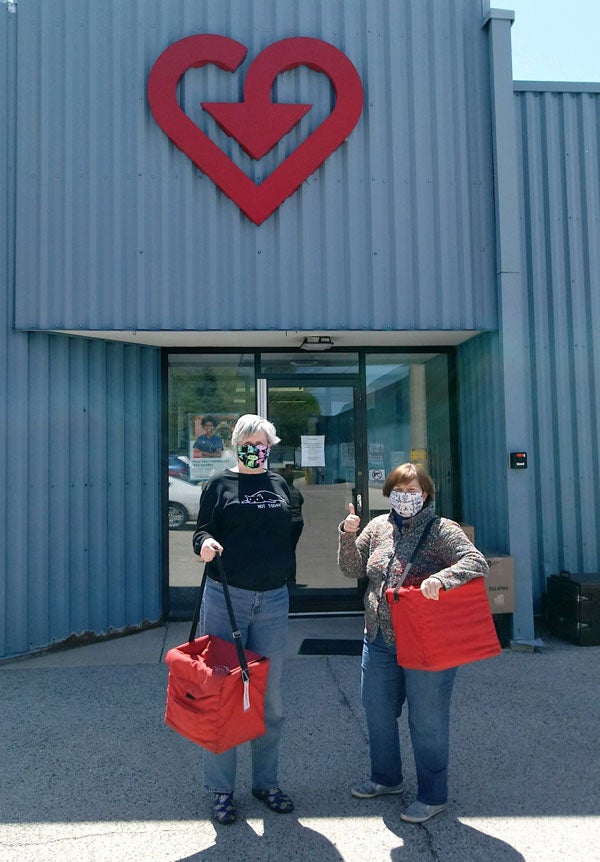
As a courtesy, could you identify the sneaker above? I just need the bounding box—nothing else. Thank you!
[400,801,447,823]
[351,779,405,799]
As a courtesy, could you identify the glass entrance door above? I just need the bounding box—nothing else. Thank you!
[265,382,364,613]
[166,350,456,619]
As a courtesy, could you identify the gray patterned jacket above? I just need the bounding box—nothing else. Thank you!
[338,505,489,646]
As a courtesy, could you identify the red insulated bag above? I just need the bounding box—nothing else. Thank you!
[385,577,501,671]
[164,559,269,753]
[384,517,501,672]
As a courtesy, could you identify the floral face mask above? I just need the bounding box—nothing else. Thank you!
[389,490,424,518]
[237,443,270,469]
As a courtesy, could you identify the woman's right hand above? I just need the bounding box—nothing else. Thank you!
[200,538,223,562]
[342,503,361,534]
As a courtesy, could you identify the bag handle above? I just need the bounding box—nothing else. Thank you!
[392,517,438,603]
[188,555,251,683]
[189,566,208,643]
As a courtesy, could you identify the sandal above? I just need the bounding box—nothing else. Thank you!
[252,787,294,813]
[212,792,236,825]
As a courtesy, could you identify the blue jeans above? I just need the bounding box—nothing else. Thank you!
[361,629,457,805]
[201,578,289,794]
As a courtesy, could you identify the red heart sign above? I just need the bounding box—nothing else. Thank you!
[148,35,364,225]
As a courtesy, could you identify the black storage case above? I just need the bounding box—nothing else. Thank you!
[545,572,600,646]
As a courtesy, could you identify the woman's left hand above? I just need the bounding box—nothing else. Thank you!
[420,577,442,600]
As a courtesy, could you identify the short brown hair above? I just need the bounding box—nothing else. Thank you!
[382,462,435,501]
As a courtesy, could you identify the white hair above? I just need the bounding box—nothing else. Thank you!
[231,414,280,447]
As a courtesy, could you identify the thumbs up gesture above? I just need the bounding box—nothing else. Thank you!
[343,503,361,534]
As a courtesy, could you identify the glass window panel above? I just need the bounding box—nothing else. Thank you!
[365,353,454,520]
[267,384,356,593]
[260,352,359,376]
[167,354,255,588]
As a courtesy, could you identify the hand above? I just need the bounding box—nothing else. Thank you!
[420,577,442,600]
[343,503,361,534]
[200,538,223,562]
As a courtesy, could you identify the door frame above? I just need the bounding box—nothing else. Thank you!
[259,373,368,614]
[164,346,461,620]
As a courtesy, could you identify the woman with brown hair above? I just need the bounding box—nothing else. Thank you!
[338,462,488,823]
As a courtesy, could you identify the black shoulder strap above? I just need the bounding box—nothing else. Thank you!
[189,565,208,643]
[188,555,250,679]
[392,517,439,602]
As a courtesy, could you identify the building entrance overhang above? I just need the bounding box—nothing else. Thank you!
[59,330,481,349]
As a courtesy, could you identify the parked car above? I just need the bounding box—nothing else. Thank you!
[168,477,201,529]
[169,454,190,480]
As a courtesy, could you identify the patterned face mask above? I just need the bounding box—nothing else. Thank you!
[389,490,424,518]
[237,443,270,469]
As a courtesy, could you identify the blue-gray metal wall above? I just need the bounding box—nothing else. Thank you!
[457,332,509,554]
[515,84,600,592]
[458,84,600,611]
[1,0,162,660]
[6,1,600,653]
[0,332,163,659]
[13,0,497,335]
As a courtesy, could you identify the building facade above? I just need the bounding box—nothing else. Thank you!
[1,0,599,658]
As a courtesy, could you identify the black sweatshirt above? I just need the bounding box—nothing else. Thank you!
[192,469,293,590]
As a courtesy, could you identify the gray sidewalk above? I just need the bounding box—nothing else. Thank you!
[1,617,599,862]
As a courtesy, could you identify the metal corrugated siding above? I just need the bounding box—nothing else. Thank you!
[14,0,497,334]
[457,332,509,553]
[516,88,600,592]
[0,329,163,659]
[425,353,455,517]
[1,3,16,656]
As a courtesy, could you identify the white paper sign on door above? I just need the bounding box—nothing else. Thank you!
[301,435,325,467]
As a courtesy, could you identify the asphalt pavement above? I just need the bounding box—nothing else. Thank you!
[1,616,599,862]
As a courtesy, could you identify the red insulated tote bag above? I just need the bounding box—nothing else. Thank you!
[384,519,501,672]
[164,558,270,754]
[386,577,501,671]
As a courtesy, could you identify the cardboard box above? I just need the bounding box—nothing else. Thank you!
[484,554,515,614]
[459,523,475,544]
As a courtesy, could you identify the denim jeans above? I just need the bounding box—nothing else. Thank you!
[361,629,457,805]
[201,578,289,794]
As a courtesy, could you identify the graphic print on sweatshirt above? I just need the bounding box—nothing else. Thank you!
[241,490,287,509]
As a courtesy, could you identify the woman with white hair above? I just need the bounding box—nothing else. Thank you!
[192,414,294,825]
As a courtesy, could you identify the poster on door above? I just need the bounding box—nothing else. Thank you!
[368,442,385,482]
[188,412,237,480]
[301,435,325,467]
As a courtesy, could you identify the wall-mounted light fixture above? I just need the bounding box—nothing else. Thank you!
[299,336,334,351]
